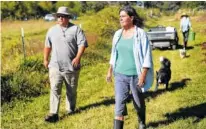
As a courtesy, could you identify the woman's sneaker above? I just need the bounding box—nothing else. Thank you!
[45,114,59,122]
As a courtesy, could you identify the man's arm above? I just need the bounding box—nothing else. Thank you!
[188,18,192,30]
[73,26,88,67]
[72,46,86,67]
[180,18,183,32]
[44,47,51,68]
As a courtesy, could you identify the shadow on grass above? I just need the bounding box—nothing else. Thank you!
[60,78,191,120]
[147,102,206,128]
[78,97,115,111]
[60,97,115,119]
[74,76,190,114]
[177,44,194,50]
[144,78,191,100]
[152,45,194,51]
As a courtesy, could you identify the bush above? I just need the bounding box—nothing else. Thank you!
[81,6,120,38]
[1,55,48,105]
[81,6,152,38]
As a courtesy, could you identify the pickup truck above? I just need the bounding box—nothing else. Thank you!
[147,26,179,50]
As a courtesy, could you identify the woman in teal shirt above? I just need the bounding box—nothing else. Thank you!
[106,6,154,129]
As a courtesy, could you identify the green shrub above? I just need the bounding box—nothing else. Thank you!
[81,6,120,38]
[1,54,48,104]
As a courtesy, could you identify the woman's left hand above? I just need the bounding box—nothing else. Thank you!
[138,74,146,87]
[137,68,149,87]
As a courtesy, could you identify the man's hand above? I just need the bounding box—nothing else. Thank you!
[72,46,85,68]
[72,57,80,67]
[44,47,51,69]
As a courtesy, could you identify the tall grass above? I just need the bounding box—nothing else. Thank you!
[1,20,55,73]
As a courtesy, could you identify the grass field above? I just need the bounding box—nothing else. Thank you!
[1,9,206,129]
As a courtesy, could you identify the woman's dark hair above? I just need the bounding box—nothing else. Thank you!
[119,5,144,28]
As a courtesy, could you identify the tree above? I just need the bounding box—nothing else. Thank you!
[54,1,82,16]
[37,1,54,15]
[1,1,16,19]
[181,1,206,9]
[80,1,87,13]
[86,2,108,12]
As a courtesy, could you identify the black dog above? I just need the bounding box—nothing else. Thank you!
[155,56,171,91]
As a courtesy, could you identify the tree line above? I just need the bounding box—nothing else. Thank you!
[1,1,206,20]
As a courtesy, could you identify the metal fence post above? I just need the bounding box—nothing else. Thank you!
[21,27,26,62]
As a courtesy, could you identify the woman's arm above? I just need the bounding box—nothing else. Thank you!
[138,67,149,87]
[138,31,153,87]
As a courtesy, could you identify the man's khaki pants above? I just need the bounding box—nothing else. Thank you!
[49,67,80,114]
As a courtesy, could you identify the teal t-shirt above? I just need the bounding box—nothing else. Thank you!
[115,35,137,75]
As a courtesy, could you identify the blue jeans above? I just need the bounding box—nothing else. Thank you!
[114,72,145,118]
[182,30,189,42]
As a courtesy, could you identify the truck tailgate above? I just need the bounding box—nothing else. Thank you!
[147,31,176,40]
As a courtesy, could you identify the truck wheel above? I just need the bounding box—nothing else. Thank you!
[150,41,155,50]
[172,44,177,50]
[151,45,155,50]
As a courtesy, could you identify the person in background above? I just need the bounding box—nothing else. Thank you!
[180,12,192,49]
[106,5,154,129]
[44,6,88,122]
